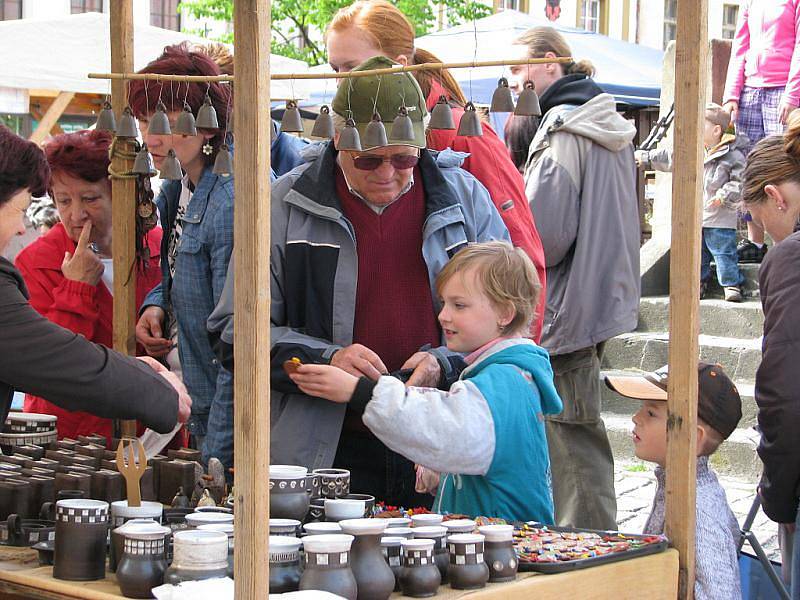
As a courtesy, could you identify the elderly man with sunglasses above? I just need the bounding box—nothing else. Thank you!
[208,56,509,507]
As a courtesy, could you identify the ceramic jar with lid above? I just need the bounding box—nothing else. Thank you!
[447,533,489,590]
[164,530,229,584]
[399,539,441,598]
[411,526,448,583]
[269,518,301,536]
[442,518,477,535]
[116,522,171,598]
[339,518,394,600]
[109,501,163,572]
[185,511,233,529]
[268,535,302,593]
[478,524,518,582]
[409,514,443,528]
[53,499,109,581]
[270,466,310,521]
[299,533,357,600]
[198,523,234,578]
[380,536,403,591]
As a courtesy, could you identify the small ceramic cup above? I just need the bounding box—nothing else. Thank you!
[442,518,477,535]
[312,468,350,499]
[53,499,109,581]
[269,518,301,536]
[343,494,375,518]
[324,498,365,522]
[447,533,489,590]
[303,521,342,535]
[478,524,518,582]
[399,538,441,597]
[410,513,444,528]
[185,511,234,529]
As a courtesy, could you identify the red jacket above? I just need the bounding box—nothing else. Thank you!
[15,223,163,442]
[425,81,547,341]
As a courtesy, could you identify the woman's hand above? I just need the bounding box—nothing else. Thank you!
[779,100,799,125]
[722,100,738,123]
[289,364,358,403]
[137,356,192,423]
[136,306,172,357]
[61,221,104,286]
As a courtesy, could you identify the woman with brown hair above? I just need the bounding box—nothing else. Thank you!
[325,0,546,342]
[740,115,800,595]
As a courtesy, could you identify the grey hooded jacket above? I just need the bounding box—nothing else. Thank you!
[208,142,510,469]
[524,93,640,356]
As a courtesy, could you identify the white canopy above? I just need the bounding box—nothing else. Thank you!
[0,12,309,99]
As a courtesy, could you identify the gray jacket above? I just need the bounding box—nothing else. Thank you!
[208,142,510,469]
[524,93,641,356]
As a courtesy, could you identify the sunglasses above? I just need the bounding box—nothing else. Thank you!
[349,152,420,171]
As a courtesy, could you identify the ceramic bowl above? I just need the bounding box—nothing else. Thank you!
[185,512,234,528]
[411,525,447,539]
[303,522,342,535]
[385,517,411,528]
[385,527,414,539]
[410,513,444,528]
[324,498,365,522]
[270,518,301,536]
[268,534,302,558]
[442,519,477,534]
[270,465,308,479]
[338,518,387,536]
[301,533,354,554]
[343,494,375,517]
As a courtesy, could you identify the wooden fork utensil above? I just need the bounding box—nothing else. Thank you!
[116,438,147,507]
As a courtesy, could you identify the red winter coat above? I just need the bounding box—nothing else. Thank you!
[425,81,547,341]
[15,223,163,442]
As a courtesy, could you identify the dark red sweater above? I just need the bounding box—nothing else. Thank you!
[335,166,441,372]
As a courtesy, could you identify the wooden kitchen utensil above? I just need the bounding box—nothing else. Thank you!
[116,439,146,508]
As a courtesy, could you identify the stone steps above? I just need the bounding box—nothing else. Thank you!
[638,296,764,338]
[705,262,761,298]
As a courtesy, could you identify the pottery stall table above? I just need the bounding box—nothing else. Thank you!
[0,548,679,599]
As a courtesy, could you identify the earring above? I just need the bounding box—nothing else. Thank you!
[202,142,214,156]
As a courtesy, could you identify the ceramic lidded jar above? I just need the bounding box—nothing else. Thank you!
[270,465,310,521]
[185,511,234,529]
[116,522,171,598]
[109,500,164,573]
[411,526,449,583]
[339,518,394,600]
[478,524,518,582]
[164,530,229,584]
[268,534,303,593]
[198,523,234,578]
[380,536,403,592]
[442,518,477,535]
[299,533,357,600]
[269,518,301,537]
[447,533,490,590]
[399,539,441,598]
[53,499,109,581]
[409,513,443,528]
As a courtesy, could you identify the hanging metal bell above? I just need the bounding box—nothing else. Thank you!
[490,77,516,113]
[115,107,140,138]
[390,105,415,144]
[132,143,157,176]
[363,113,388,149]
[281,100,304,133]
[515,80,542,117]
[212,144,234,177]
[159,149,183,180]
[95,101,116,132]
[148,101,172,135]
[338,117,362,152]
[456,102,483,137]
[174,103,197,136]
[429,95,455,130]
[196,94,219,129]
[311,105,335,139]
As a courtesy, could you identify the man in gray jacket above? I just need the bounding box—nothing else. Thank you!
[514,27,640,530]
[208,56,509,507]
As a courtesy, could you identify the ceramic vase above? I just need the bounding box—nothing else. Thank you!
[479,524,518,582]
[399,539,440,598]
[340,519,394,600]
[116,522,171,598]
[380,536,403,591]
[447,533,489,590]
[299,533,357,600]
[412,526,448,583]
[268,535,302,593]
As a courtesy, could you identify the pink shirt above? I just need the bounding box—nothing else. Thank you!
[723,0,800,106]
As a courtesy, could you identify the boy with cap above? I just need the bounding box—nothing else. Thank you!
[605,363,743,600]
[636,103,747,302]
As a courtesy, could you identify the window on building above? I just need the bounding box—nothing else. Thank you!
[0,0,23,20]
[151,0,181,31]
[579,0,600,32]
[663,0,677,49]
[496,0,519,11]
[71,0,102,13]
[722,4,739,39]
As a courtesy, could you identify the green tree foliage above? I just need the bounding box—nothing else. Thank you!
[180,0,491,65]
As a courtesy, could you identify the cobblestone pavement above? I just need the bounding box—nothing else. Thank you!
[614,460,780,561]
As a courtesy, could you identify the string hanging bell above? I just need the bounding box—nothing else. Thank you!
[281,100,304,133]
[132,143,157,176]
[514,80,541,117]
[311,105,335,139]
[196,94,219,129]
[490,77,516,113]
[115,107,140,138]
[338,117,362,152]
[363,112,388,149]
[390,105,415,144]
[212,144,234,177]
[174,102,197,136]
[429,95,455,130]
[159,149,183,181]
[456,102,483,137]
[95,100,116,132]
[148,101,172,135]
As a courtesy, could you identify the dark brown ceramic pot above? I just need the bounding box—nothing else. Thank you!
[0,454,28,468]
[116,522,171,598]
[14,445,44,460]
[268,535,302,592]
[411,526,448,583]
[91,470,125,504]
[0,514,55,547]
[312,468,350,499]
[53,499,109,581]
[109,501,164,572]
[147,455,168,499]
[340,519,394,600]
[479,524,518,582]
[399,539,441,597]
[76,435,106,447]
[0,478,32,519]
[54,472,92,498]
[158,460,196,505]
[167,448,201,463]
[270,474,310,521]
[299,534,357,600]
[446,533,489,590]
[380,536,403,591]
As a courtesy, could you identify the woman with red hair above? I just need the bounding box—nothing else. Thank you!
[15,129,163,442]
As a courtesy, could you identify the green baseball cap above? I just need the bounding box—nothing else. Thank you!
[332,55,428,150]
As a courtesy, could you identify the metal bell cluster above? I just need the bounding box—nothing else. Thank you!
[196,94,219,129]
[175,102,197,136]
[116,107,140,138]
[430,95,455,130]
[213,144,234,177]
[363,113,388,149]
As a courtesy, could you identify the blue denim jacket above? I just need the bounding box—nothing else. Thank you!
[143,166,234,469]
[271,124,308,177]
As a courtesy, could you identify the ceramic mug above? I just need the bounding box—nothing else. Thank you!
[313,469,350,499]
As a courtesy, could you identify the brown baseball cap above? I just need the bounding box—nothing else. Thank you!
[604,362,742,439]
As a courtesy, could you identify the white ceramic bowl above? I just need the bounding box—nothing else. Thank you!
[442,519,476,534]
[385,517,411,528]
[410,513,443,527]
[447,533,485,545]
[324,498,365,522]
[385,527,414,539]
[338,518,388,536]
[185,511,234,528]
[270,465,308,479]
[301,533,354,554]
[411,525,447,538]
[268,534,302,558]
[478,524,514,542]
[111,500,163,521]
[270,518,301,534]
[303,522,342,535]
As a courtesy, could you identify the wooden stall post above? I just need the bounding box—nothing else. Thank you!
[666,0,708,598]
[109,0,138,439]
[233,1,272,597]
[29,91,75,145]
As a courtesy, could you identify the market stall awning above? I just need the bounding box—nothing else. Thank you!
[415,10,663,108]
[0,12,309,100]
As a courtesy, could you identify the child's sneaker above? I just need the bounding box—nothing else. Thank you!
[737,239,767,263]
[700,280,710,300]
[724,286,743,302]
